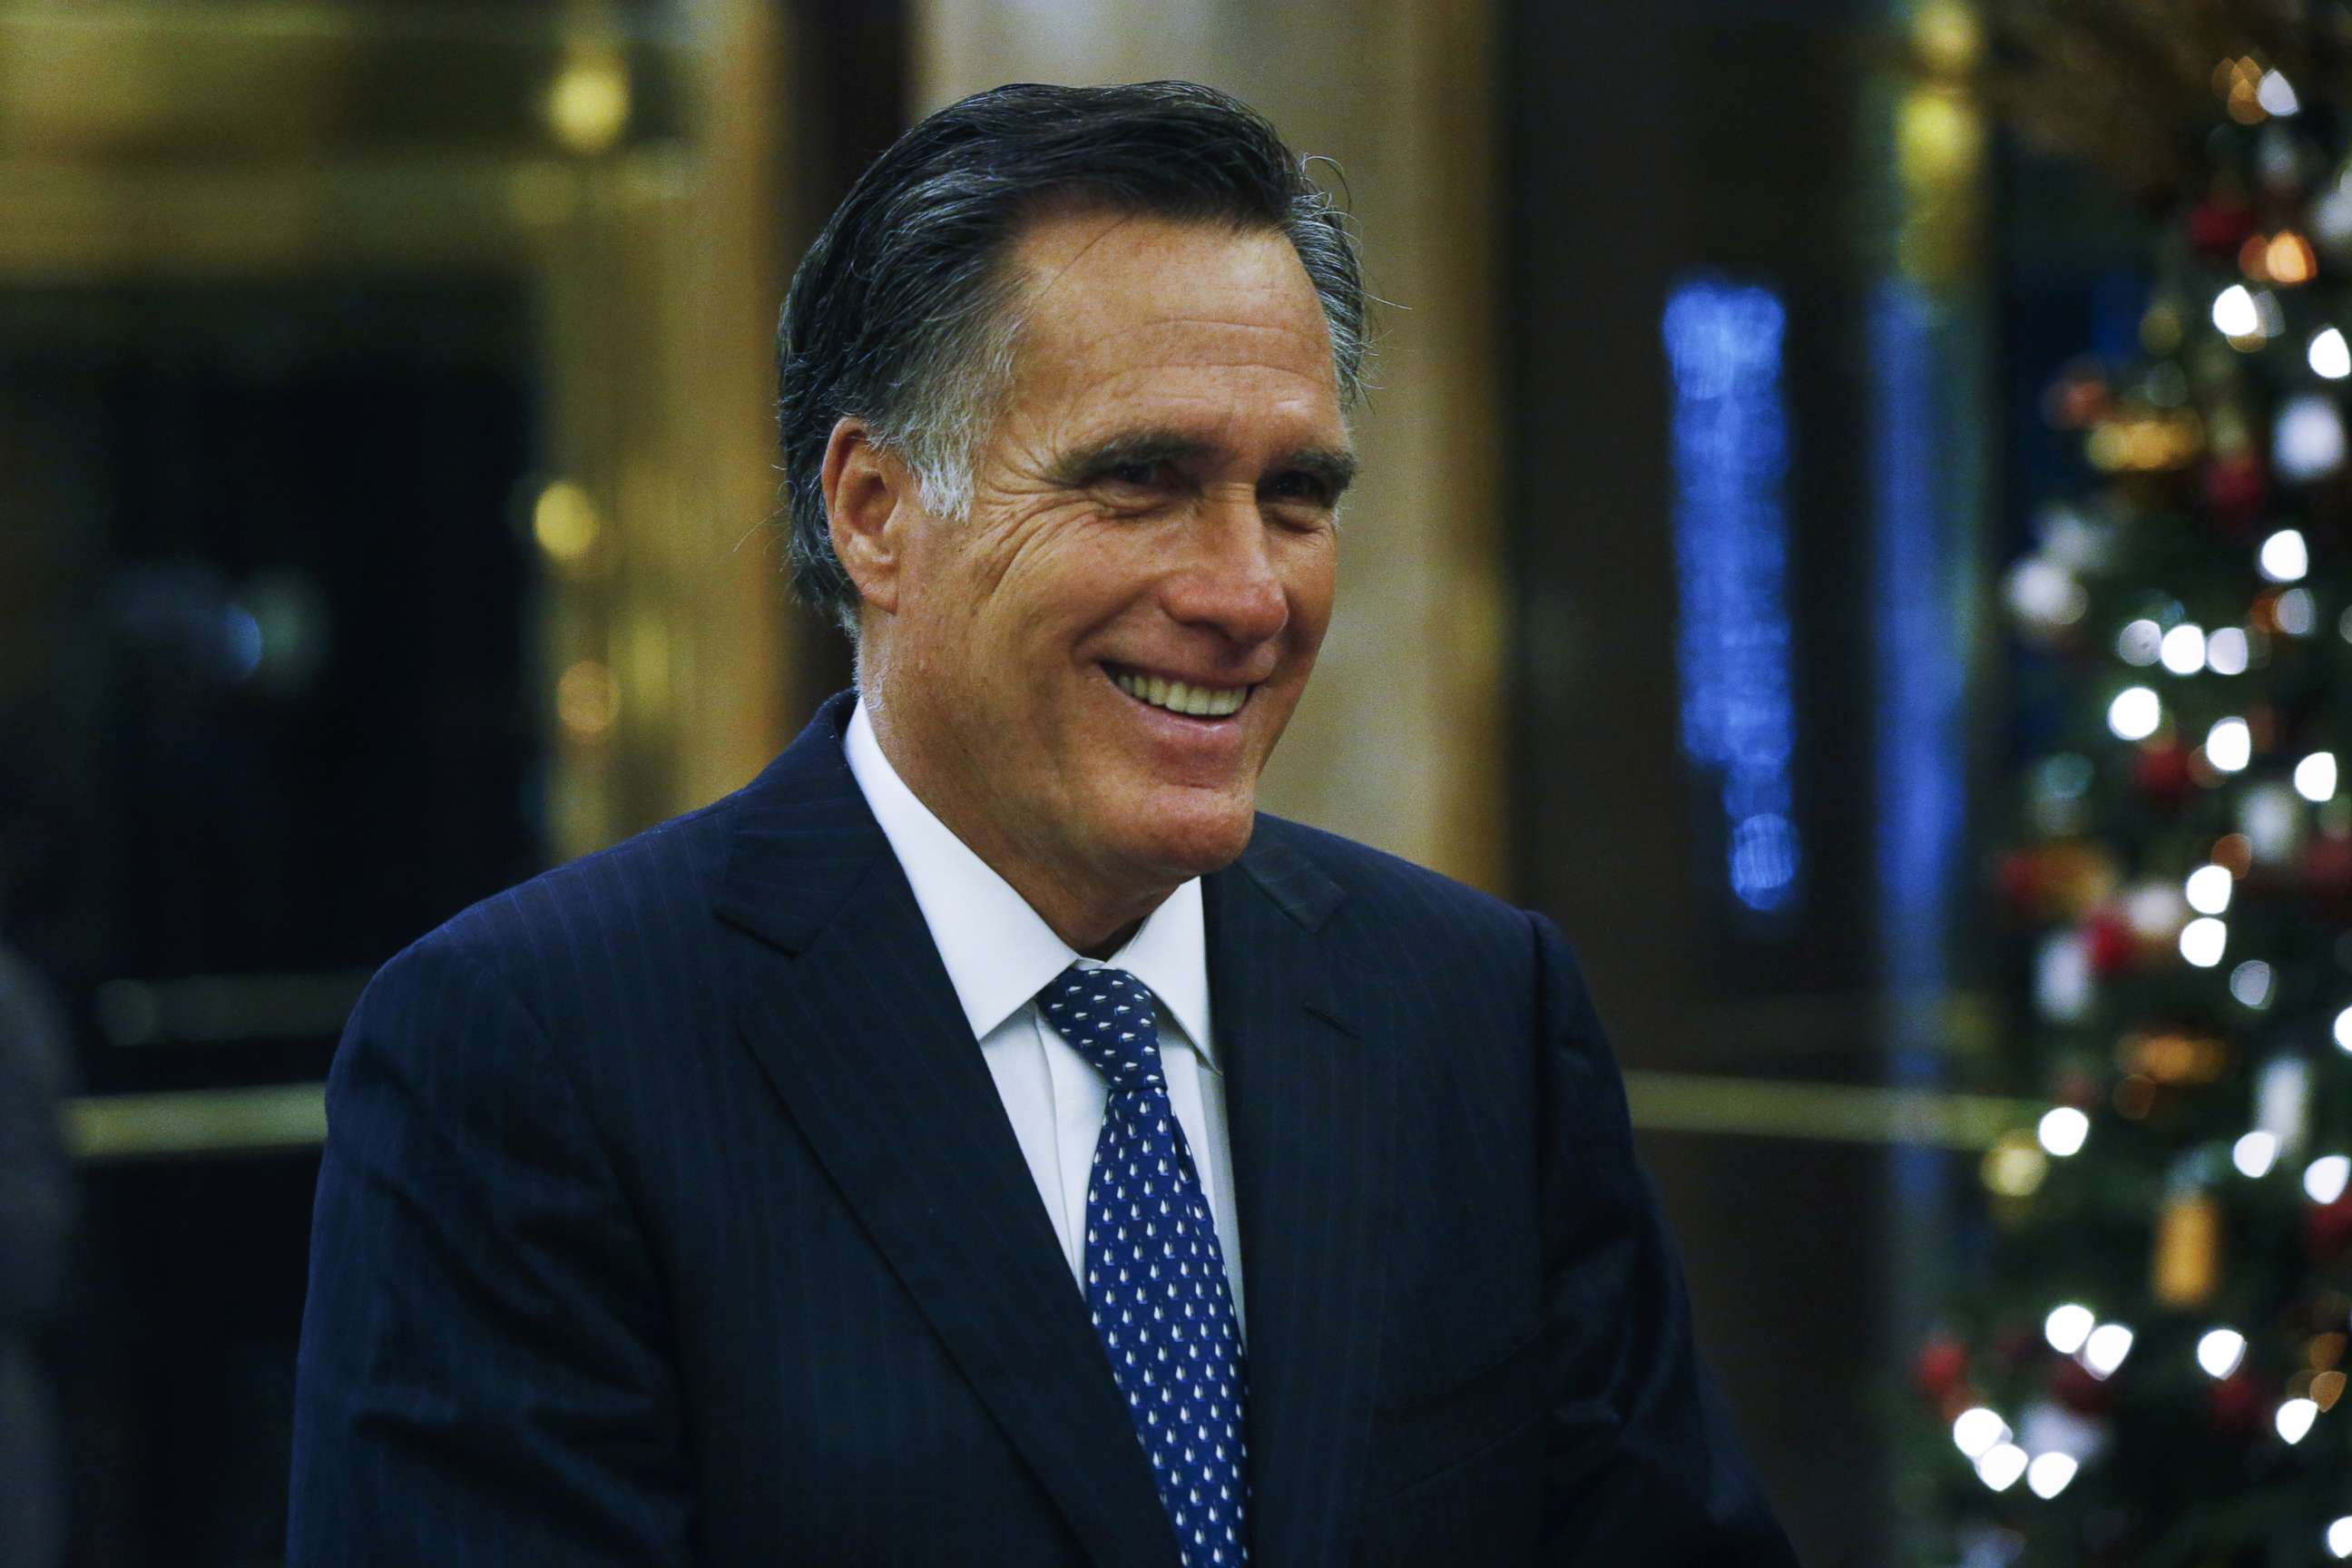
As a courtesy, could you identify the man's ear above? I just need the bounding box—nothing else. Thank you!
[819,416,916,617]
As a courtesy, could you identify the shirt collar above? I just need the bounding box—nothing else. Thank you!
[843,701,1215,1064]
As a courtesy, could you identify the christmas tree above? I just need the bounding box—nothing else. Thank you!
[1916,5,2352,1564]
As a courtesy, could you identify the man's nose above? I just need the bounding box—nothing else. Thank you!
[1161,488,1290,643]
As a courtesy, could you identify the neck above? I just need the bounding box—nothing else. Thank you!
[1002,860,1163,958]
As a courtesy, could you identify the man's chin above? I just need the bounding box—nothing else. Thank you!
[1121,795,1259,884]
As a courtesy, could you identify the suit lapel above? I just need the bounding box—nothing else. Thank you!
[1209,832,1393,1568]
[712,697,1181,1568]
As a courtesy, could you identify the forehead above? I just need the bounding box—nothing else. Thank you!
[998,208,1343,436]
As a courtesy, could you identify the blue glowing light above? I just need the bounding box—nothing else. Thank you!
[1869,282,1964,994]
[222,604,265,681]
[1662,278,1798,914]
[1870,281,1969,1222]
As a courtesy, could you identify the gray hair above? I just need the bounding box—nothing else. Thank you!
[774,80,1369,638]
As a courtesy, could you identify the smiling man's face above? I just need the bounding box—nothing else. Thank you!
[856,206,1352,946]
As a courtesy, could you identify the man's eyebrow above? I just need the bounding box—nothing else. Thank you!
[1046,430,1216,486]
[1047,428,1360,496]
[1286,446,1358,498]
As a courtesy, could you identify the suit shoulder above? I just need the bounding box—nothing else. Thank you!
[1246,814,1533,950]
[382,785,746,1004]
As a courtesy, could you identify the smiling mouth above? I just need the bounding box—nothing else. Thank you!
[1106,665,1254,719]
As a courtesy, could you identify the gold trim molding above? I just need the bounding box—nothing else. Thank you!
[63,1073,2045,1161]
[1624,1071,2038,1152]
[67,1083,329,1161]
[0,5,692,165]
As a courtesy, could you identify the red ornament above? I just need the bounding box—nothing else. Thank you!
[2052,1355,2114,1415]
[2210,1369,2267,1438]
[2083,908,2135,979]
[2189,196,2258,259]
[2053,1069,2102,1111]
[2202,452,2267,529]
[2305,835,2352,919]
[2043,369,2112,430]
[1914,1337,1969,1404]
[2133,740,2195,810]
[2307,1192,2352,1262]
[1995,848,2050,919]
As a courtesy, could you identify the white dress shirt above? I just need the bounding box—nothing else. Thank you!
[843,701,1246,1333]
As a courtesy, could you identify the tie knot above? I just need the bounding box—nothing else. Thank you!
[1037,964,1165,1091]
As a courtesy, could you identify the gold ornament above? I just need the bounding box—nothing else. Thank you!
[1983,1132,2051,1199]
[2085,404,2206,472]
[2039,840,2122,918]
[2153,1190,2223,1307]
[2117,1028,2232,1086]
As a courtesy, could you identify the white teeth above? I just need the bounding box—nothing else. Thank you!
[1112,669,1249,718]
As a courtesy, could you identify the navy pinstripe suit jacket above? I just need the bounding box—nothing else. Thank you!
[289,692,1798,1566]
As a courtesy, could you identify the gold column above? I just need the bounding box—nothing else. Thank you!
[0,3,797,862]
[646,0,793,814]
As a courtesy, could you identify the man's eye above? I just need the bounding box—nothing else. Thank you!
[1265,471,1334,506]
[1102,460,1168,489]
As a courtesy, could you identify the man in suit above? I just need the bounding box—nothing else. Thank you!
[289,81,1798,1565]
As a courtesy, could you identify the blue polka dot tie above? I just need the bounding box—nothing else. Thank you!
[1038,964,1249,1567]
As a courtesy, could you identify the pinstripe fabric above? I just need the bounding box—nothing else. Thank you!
[289,691,1798,1567]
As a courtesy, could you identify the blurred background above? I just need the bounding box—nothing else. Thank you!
[6,1,2350,1564]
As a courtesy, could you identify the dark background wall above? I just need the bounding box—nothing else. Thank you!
[1504,3,1978,1562]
